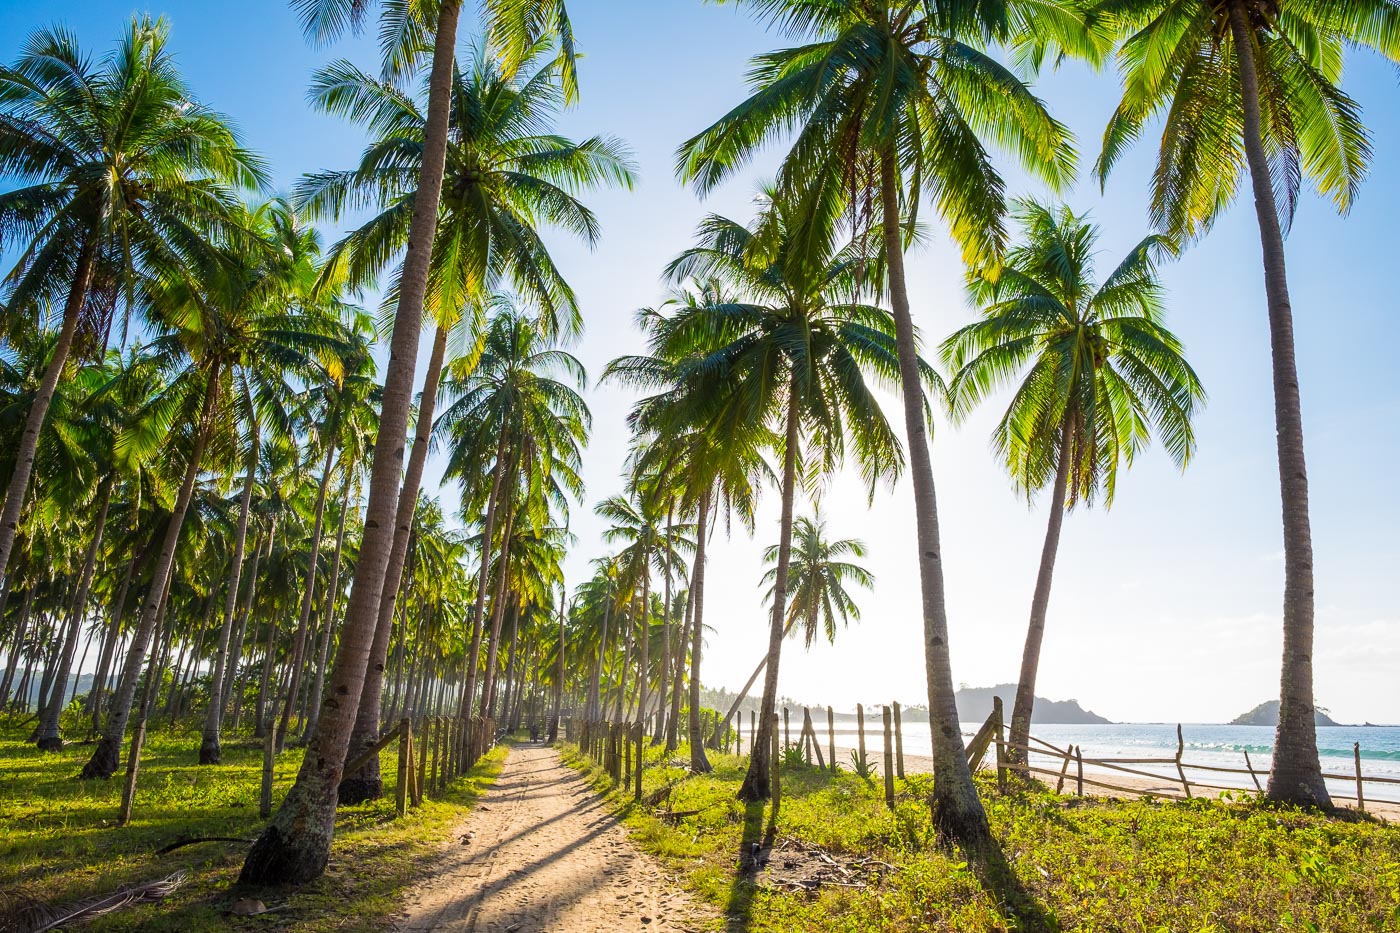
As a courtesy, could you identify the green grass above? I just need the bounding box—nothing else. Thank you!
[0,720,505,931]
[561,741,1400,932]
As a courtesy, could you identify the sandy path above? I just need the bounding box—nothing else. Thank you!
[396,743,717,932]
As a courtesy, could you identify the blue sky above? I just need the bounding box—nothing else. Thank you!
[5,0,1397,723]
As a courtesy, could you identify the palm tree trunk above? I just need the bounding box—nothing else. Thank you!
[1227,2,1330,808]
[549,607,564,742]
[879,148,989,843]
[35,477,113,750]
[89,550,142,734]
[1008,423,1073,771]
[302,469,355,742]
[612,599,631,723]
[688,490,712,773]
[636,566,651,739]
[275,440,339,753]
[226,529,271,731]
[479,509,517,723]
[588,592,610,720]
[666,577,690,752]
[81,360,222,780]
[0,234,97,585]
[714,623,796,745]
[341,324,447,802]
[240,0,464,883]
[739,379,801,801]
[653,507,673,746]
[201,425,260,764]
[460,430,510,723]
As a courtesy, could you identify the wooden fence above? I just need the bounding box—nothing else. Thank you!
[653,698,1398,814]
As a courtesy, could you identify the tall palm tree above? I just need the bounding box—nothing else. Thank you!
[656,205,909,800]
[243,0,581,884]
[677,0,1081,839]
[0,16,265,587]
[1091,0,1398,809]
[943,200,1203,771]
[80,202,351,780]
[301,42,631,800]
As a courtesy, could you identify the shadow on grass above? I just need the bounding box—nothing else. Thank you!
[967,835,1060,933]
[722,799,772,933]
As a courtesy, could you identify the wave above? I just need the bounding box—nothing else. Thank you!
[1184,741,1400,762]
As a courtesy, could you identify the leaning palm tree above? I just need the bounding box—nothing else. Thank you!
[943,200,1204,773]
[677,0,1081,840]
[0,16,265,587]
[244,0,581,884]
[714,510,873,741]
[1091,0,1398,810]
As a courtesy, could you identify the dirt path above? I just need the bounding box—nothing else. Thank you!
[396,743,717,932]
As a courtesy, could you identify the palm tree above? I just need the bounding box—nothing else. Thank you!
[437,306,589,716]
[243,0,581,884]
[677,0,1081,839]
[80,202,352,780]
[653,203,909,800]
[1091,0,1398,809]
[301,42,631,800]
[715,511,874,741]
[943,200,1204,772]
[0,17,265,587]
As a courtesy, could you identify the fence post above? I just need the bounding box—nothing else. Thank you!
[783,707,790,750]
[892,701,905,779]
[1355,742,1366,812]
[993,696,1007,794]
[397,718,411,817]
[1174,724,1192,799]
[260,728,274,819]
[1243,748,1263,792]
[882,706,895,809]
[827,707,836,773]
[857,703,867,772]
[1055,745,1072,794]
[1075,745,1084,796]
[416,720,428,805]
[635,721,644,802]
[770,713,781,817]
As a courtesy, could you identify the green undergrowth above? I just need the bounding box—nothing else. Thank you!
[0,721,506,931]
[559,741,1400,932]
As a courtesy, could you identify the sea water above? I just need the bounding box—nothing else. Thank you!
[815,720,1400,803]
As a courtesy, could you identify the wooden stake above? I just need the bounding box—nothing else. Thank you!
[892,701,905,779]
[802,708,825,770]
[260,728,274,818]
[783,707,790,750]
[1175,724,1192,799]
[993,696,1007,793]
[820,707,831,773]
[856,703,867,772]
[882,706,895,809]
[634,721,643,802]
[1355,742,1366,812]
[770,713,781,817]
[1055,745,1072,794]
[396,717,411,816]
[1075,745,1084,796]
[1243,748,1262,792]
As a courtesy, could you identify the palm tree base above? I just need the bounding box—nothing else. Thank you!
[239,805,334,885]
[79,737,121,780]
[198,739,222,766]
[35,736,63,752]
[337,775,383,806]
[736,763,770,802]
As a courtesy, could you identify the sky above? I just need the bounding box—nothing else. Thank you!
[3,0,1397,725]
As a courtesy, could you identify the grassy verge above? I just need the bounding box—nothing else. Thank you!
[560,741,1400,932]
[0,721,505,931]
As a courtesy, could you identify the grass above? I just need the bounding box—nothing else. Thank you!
[561,740,1400,932]
[0,718,505,931]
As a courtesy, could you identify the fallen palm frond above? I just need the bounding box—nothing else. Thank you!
[0,870,188,933]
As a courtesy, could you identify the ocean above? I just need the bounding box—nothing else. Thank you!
[810,721,1400,803]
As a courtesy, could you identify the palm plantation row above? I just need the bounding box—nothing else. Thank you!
[1,0,1393,887]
